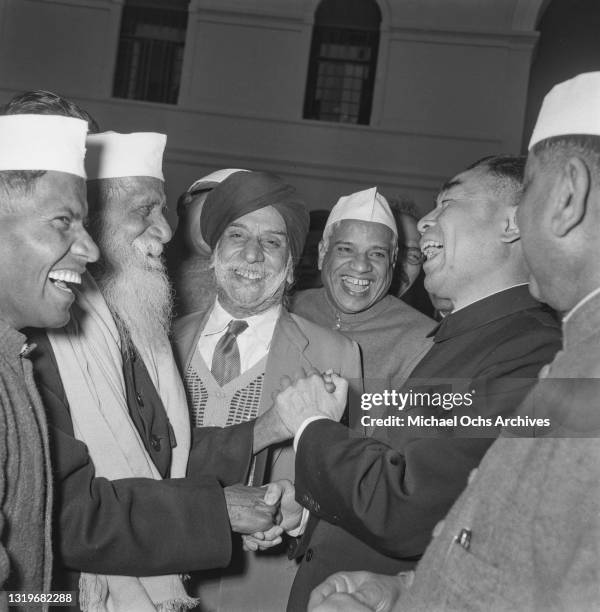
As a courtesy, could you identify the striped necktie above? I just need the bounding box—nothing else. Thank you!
[211,319,248,386]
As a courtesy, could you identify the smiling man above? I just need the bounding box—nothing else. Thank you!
[309,72,600,612]
[292,188,434,404]
[173,170,361,611]
[387,198,425,299]
[28,133,279,611]
[0,114,98,606]
[282,157,562,611]
[167,168,249,317]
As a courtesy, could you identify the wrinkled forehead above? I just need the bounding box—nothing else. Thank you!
[437,166,487,201]
[121,176,165,203]
[436,166,512,213]
[225,205,287,234]
[25,170,87,214]
[89,175,166,210]
[329,218,396,248]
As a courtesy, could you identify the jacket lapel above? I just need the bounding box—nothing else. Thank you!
[252,310,310,485]
[179,310,211,375]
[260,310,310,416]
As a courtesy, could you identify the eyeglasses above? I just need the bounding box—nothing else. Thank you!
[404,247,425,265]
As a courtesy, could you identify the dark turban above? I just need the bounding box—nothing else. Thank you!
[201,171,310,263]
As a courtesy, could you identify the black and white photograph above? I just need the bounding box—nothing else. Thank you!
[0,1,599,611]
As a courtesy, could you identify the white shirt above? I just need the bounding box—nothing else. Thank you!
[197,299,281,373]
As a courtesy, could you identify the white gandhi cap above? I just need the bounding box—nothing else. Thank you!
[324,187,398,237]
[86,131,166,180]
[529,72,600,150]
[0,114,87,177]
[186,168,250,193]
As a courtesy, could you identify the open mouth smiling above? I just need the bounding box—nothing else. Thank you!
[234,268,264,281]
[421,239,444,263]
[48,269,82,294]
[341,275,371,294]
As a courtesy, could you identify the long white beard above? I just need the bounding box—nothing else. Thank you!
[93,230,173,354]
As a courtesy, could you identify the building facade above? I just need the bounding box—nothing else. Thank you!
[0,0,549,219]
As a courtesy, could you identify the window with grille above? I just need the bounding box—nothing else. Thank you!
[304,0,381,125]
[113,0,189,105]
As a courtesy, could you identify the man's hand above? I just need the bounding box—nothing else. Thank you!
[308,571,403,612]
[253,369,348,451]
[264,479,303,531]
[242,479,304,551]
[242,525,284,552]
[224,484,278,534]
[274,368,348,436]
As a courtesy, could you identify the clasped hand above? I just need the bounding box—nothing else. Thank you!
[224,483,279,534]
[308,571,405,612]
[273,367,349,436]
[242,479,304,551]
[239,368,347,549]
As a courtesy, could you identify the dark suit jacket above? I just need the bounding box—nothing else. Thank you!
[29,331,254,597]
[396,291,600,611]
[287,286,562,610]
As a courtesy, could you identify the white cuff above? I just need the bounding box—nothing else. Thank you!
[286,507,310,537]
[293,416,330,452]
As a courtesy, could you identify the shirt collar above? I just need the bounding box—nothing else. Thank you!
[430,284,543,343]
[203,298,282,337]
[450,283,529,314]
[562,286,600,349]
[563,286,600,324]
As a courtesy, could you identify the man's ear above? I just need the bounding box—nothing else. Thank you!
[286,253,294,285]
[501,207,520,244]
[391,243,399,268]
[551,156,590,237]
[317,239,327,271]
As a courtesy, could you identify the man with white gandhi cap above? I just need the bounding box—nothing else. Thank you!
[0,113,98,605]
[310,71,600,612]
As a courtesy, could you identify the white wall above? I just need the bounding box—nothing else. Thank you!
[0,0,547,222]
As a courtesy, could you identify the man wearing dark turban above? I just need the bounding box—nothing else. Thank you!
[173,170,362,611]
[201,170,309,265]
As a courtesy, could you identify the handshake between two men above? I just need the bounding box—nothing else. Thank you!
[223,368,348,544]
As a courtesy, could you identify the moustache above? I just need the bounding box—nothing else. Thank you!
[134,238,164,259]
[131,240,166,270]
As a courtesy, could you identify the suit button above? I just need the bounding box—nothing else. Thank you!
[136,392,144,406]
[150,435,161,452]
[455,528,472,550]
[305,548,313,562]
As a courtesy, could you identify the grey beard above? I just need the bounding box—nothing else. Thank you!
[93,244,173,354]
[212,244,290,317]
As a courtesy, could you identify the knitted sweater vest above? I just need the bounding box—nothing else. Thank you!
[184,349,267,428]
